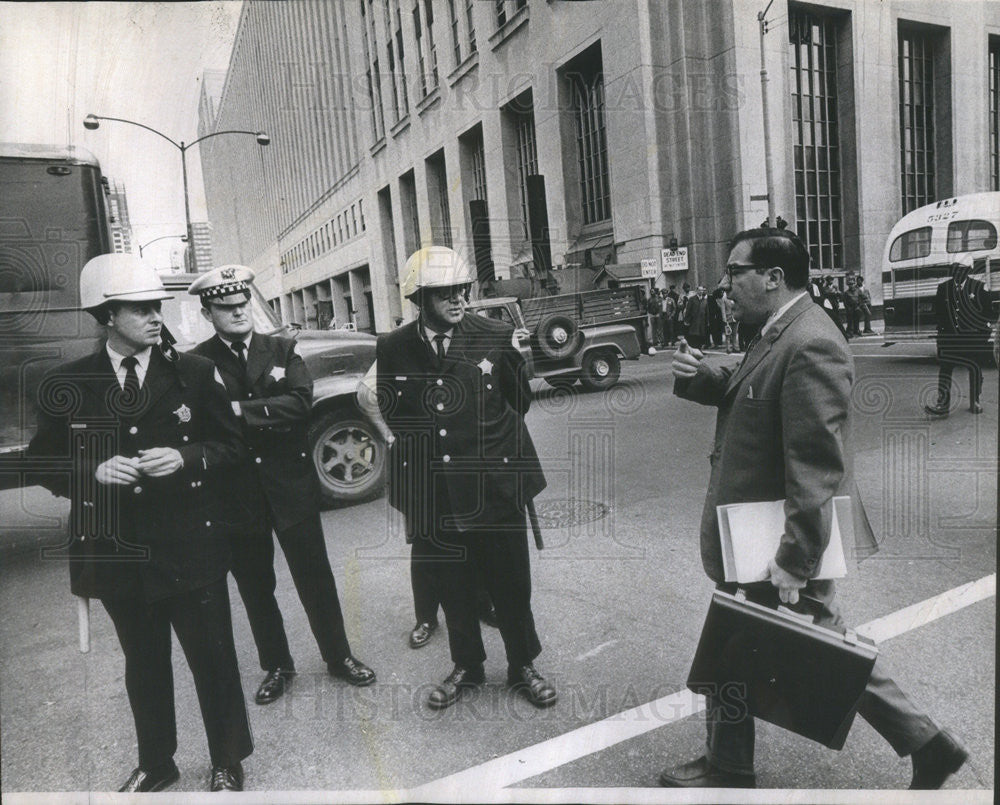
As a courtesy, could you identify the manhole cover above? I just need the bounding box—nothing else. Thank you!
[533,498,611,528]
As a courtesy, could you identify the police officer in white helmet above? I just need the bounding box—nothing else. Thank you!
[358,246,556,710]
[26,254,253,792]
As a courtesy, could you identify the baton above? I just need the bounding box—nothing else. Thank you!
[76,595,90,653]
[527,500,543,550]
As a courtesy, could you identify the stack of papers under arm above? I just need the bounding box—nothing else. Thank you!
[717,496,851,583]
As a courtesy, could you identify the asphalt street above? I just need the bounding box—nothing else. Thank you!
[0,339,995,801]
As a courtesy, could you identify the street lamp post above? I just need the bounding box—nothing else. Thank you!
[137,234,187,259]
[83,114,270,271]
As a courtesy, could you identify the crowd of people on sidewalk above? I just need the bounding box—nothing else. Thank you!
[644,268,877,355]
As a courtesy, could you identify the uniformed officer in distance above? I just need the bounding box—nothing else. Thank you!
[26,254,253,792]
[189,266,375,705]
[358,246,555,710]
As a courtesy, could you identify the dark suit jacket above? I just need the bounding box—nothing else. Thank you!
[376,313,546,538]
[674,295,853,582]
[26,347,245,601]
[190,332,319,532]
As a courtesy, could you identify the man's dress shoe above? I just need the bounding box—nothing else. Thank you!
[658,756,756,789]
[409,621,437,649]
[427,663,485,709]
[254,667,295,705]
[507,664,558,708]
[924,401,950,417]
[910,729,968,789]
[328,655,376,686]
[119,759,180,792]
[210,763,244,792]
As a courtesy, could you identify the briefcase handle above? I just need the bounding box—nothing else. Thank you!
[734,588,863,645]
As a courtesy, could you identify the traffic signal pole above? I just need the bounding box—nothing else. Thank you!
[758,0,776,228]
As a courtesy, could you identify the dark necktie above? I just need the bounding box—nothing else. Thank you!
[231,340,248,371]
[121,355,140,399]
[433,334,447,365]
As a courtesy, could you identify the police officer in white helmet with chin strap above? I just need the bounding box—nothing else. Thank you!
[26,254,253,792]
[358,245,556,711]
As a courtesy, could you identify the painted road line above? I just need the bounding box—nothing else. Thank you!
[856,573,996,643]
[414,689,706,797]
[413,575,996,796]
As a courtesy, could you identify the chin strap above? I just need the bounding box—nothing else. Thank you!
[159,323,179,363]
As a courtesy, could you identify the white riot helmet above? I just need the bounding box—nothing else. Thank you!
[400,246,475,299]
[79,253,174,311]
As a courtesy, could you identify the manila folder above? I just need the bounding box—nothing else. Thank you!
[717,497,850,584]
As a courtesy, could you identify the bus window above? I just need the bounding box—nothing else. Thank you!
[946,219,998,253]
[888,227,932,261]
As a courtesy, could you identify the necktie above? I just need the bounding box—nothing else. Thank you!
[121,355,140,399]
[433,334,447,364]
[231,340,248,371]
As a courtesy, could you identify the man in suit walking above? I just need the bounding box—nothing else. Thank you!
[26,254,253,792]
[358,246,555,710]
[662,228,967,790]
[924,254,995,416]
[189,266,375,705]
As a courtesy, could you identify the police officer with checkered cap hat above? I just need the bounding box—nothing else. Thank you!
[189,265,377,704]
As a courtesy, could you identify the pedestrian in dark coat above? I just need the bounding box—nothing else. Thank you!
[924,255,996,416]
[189,266,375,705]
[26,254,252,793]
[359,246,556,711]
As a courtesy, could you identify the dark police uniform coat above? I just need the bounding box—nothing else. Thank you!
[27,347,244,601]
[191,332,318,531]
[376,313,546,538]
[191,331,353,670]
[26,344,253,769]
[933,275,993,363]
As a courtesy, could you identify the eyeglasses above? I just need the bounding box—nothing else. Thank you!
[723,263,765,281]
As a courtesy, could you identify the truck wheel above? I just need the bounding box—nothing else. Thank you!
[307,409,386,505]
[580,350,621,391]
[536,313,582,360]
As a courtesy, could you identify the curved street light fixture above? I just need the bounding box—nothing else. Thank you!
[137,234,187,258]
[83,114,270,270]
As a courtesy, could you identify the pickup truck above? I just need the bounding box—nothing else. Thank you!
[466,287,649,390]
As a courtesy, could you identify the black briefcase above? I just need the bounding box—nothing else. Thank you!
[686,588,878,750]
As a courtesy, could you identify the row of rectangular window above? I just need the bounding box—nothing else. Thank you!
[281,199,367,275]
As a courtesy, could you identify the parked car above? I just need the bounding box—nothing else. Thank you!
[159,274,386,505]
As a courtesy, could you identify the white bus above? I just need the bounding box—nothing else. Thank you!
[881,192,1000,337]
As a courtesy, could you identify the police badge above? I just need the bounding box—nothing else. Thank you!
[173,404,192,423]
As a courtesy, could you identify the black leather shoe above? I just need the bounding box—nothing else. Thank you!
[507,663,558,708]
[254,667,295,705]
[924,402,950,417]
[210,763,244,792]
[427,663,485,709]
[409,621,437,649]
[119,759,180,792]
[658,756,756,788]
[910,729,968,789]
[328,656,376,687]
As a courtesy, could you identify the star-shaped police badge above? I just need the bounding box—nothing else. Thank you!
[269,366,286,381]
[173,404,192,423]
[477,358,494,375]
